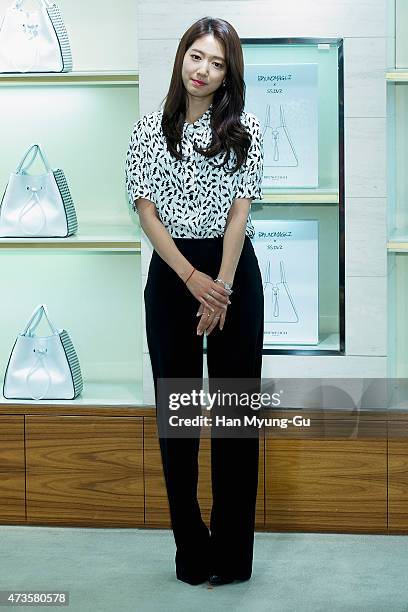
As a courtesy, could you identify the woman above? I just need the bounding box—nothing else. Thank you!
[125,16,264,587]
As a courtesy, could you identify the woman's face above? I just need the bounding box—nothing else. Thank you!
[182,34,227,103]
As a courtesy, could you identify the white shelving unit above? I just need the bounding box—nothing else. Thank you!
[0,71,139,86]
[261,190,339,205]
[0,63,143,405]
[386,70,408,81]
[0,222,141,251]
[0,380,144,407]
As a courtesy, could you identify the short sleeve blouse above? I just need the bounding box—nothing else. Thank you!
[125,104,264,239]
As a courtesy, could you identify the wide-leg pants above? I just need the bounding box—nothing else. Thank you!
[144,235,264,581]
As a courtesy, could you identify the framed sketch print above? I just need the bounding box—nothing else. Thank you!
[253,219,319,345]
[244,62,319,188]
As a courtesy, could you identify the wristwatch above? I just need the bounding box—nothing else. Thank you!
[215,277,233,293]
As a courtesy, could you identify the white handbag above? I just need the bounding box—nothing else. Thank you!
[3,304,83,400]
[0,0,72,73]
[0,143,78,237]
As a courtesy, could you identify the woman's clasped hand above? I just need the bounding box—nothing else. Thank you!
[185,269,232,335]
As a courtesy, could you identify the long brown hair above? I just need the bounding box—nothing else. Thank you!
[160,17,251,175]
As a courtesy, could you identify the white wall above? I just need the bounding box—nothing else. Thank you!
[137,0,394,404]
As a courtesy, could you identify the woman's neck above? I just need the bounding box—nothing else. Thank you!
[186,96,212,123]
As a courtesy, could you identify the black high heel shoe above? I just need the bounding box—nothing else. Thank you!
[208,574,235,586]
[208,573,252,586]
[175,549,210,585]
[177,573,209,586]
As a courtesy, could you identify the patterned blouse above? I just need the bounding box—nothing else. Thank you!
[125,103,264,238]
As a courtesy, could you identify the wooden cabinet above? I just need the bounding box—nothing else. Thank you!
[265,418,387,533]
[0,416,25,522]
[25,416,144,526]
[0,407,407,533]
[389,420,408,533]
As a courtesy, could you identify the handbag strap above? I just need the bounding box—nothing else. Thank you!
[280,260,286,284]
[265,260,271,284]
[21,304,59,336]
[264,104,271,128]
[16,144,52,174]
[279,105,286,128]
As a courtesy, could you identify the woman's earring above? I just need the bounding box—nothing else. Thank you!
[222,80,226,87]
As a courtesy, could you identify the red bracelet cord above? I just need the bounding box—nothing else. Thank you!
[185,267,196,284]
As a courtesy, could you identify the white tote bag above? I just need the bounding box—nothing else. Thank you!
[0,143,78,237]
[0,0,72,73]
[3,304,84,400]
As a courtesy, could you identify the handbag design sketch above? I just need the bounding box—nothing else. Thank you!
[3,304,83,400]
[0,143,78,237]
[0,0,72,73]
[262,104,299,168]
[263,260,299,323]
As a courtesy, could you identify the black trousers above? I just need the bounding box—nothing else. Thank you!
[144,236,264,581]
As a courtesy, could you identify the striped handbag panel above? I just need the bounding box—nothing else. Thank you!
[59,330,83,399]
[47,3,73,72]
[53,169,78,236]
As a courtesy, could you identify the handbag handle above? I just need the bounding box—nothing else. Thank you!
[264,104,271,129]
[280,260,286,284]
[280,105,286,128]
[16,144,52,174]
[13,0,55,10]
[21,304,59,337]
[264,260,271,284]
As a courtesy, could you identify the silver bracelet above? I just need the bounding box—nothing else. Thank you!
[215,277,233,293]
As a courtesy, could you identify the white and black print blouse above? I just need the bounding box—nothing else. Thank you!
[125,103,264,239]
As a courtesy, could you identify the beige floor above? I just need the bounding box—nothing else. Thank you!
[0,526,406,611]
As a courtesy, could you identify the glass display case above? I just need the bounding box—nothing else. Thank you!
[240,38,344,355]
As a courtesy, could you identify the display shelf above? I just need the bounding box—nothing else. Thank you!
[0,380,144,407]
[261,332,340,354]
[0,71,139,86]
[0,5,144,406]
[387,230,408,252]
[0,224,141,251]
[386,70,408,82]
[204,333,340,356]
[262,189,338,204]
